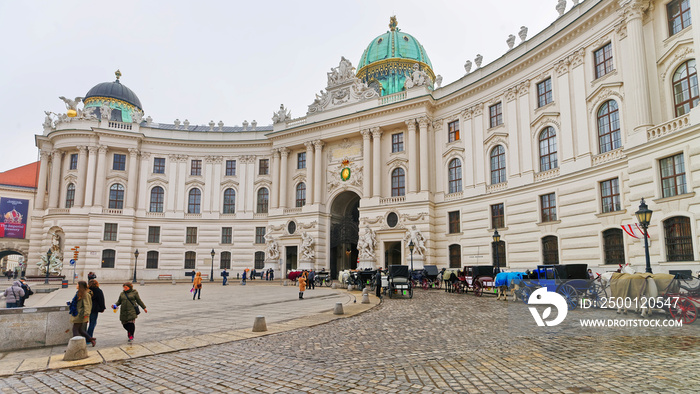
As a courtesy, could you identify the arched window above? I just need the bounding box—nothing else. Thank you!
[146,251,159,269]
[65,183,75,208]
[490,146,506,184]
[673,59,699,116]
[254,251,265,269]
[184,251,196,269]
[603,228,625,265]
[597,100,621,153]
[149,186,164,212]
[101,249,115,268]
[220,251,231,269]
[538,127,558,171]
[295,183,306,207]
[664,216,694,261]
[449,244,461,268]
[542,236,559,265]
[257,188,269,213]
[448,158,462,194]
[223,188,236,214]
[108,184,124,209]
[187,188,201,213]
[391,168,405,197]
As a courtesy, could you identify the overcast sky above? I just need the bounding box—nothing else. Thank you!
[0,0,567,172]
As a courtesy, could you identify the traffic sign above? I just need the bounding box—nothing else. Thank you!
[69,259,76,265]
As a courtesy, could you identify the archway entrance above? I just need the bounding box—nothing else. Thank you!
[329,191,360,279]
[0,250,25,276]
[384,241,402,268]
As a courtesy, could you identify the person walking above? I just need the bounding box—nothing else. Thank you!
[269,269,274,281]
[18,279,33,307]
[3,280,24,308]
[375,268,383,298]
[192,272,203,299]
[190,269,196,283]
[87,272,97,281]
[87,279,106,338]
[298,271,307,300]
[69,281,95,346]
[222,268,229,286]
[308,269,316,290]
[115,282,147,342]
[241,269,247,285]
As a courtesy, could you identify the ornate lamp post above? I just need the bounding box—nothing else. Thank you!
[493,229,501,274]
[210,249,215,282]
[133,249,139,283]
[44,249,52,284]
[408,240,415,272]
[635,198,653,273]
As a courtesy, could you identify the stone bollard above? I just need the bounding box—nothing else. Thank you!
[333,302,344,315]
[347,285,353,291]
[63,336,89,361]
[140,280,145,286]
[172,280,177,285]
[331,283,337,289]
[361,293,370,304]
[252,316,267,332]
[362,287,369,295]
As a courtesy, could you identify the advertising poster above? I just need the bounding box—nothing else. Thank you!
[0,197,29,239]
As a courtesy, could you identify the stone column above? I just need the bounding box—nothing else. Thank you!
[136,152,150,212]
[517,83,534,175]
[472,105,485,186]
[204,156,214,212]
[58,152,71,208]
[74,146,88,207]
[92,146,108,207]
[418,117,430,192]
[313,140,324,204]
[570,50,590,159]
[35,150,50,210]
[406,119,417,193]
[246,157,256,213]
[361,129,372,198]
[84,146,98,206]
[175,156,188,212]
[505,89,522,176]
[48,150,63,209]
[304,142,314,204]
[212,156,223,213]
[371,127,383,197]
[555,60,575,165]
[238,156,249,212]
[620,1,652,132]
[166,155,178,212]
[126,149,139,209]
[279,149,290,209]
[460,109,475,188]
[271,149,280,209]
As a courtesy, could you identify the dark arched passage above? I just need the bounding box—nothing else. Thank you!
[329,191,361,279]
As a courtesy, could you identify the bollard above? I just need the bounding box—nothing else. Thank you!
[140,280,145,286]
[252,316,267,332]
[331,283,337,289]
[361,293,370,304]
[172,279,177,285]
[333,302,344,315]
[347,285,353,291]
[283,280,288,286]
[362,287,369,295]
[63,336,89,361]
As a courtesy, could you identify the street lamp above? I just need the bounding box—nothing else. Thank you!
[408,240,415,273]
[133,249,139,283]
[635,198,653,273]
[493,229,501,274]
[210,249,215,282]
[44,249,52,284]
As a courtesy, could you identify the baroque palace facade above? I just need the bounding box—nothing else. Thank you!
[3,0,699,280]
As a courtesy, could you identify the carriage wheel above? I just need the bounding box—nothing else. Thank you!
[325,279,332,287]
[520,287,533,304]
[587,282,607,307]
[422,279,429,290]
[474,281,483,297]
[388,286,394,298]
[670,297,697,324]
[435,280,441,290]
[557,284,579,310]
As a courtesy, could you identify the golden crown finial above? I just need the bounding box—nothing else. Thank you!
[115,69,122,80]
[389,16,397,32]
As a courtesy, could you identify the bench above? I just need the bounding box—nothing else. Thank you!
[200,274,208,280]
[23,276,65,283]
[158,274,173,280]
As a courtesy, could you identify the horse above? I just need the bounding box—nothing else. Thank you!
[609,272,677,317]
[494,272,527,301]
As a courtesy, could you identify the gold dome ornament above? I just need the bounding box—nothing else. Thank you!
[67,109,77,117]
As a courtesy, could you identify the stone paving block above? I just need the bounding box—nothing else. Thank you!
[48,352,102,369]
[0,360,21,377]
[158,338,191,351]
[120,344,155,358]
[15,356,49,372]
[97,347,130,362]
[139,341,177,354]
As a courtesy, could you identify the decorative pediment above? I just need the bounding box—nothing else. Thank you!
[530,112,561,129]
[220,180,239,190]
[587,83,624,115]
[185,178,205,188]
[106,173,129,183]
[63,174,77,183]
[386,156,408,167]
[484,130,509,147]
[442,145,465,159]
[148,174,168,184]
[307,57,379,115]
[254,177,271,187]
[292,172,306,183]
[659,41,694,81]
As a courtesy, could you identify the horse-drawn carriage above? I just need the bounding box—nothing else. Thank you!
[442,266,496,296]
[410,265,442,290]
[314,270,333,287]
[664,276,700,324]
[516,264,605,310]
[387,265,412,298]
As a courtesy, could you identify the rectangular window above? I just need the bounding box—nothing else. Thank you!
[259,159,269,175]
[146,251,159,269]
[668,0,691,36]
[101,250,115,269]
[537,78,553,108]
[153,157,165,174]
[594,43,614,79]
[660,153,687,198]
[297,152,306,169]
[255,227,266,244]
[448,120,460,142]
[254,251,265,269]
[184,251,196,269]
[491,203,505,229]
[448,211,460,234]
[220,252,231,269]
[221,227,232,244]
[391,133,404,153]
[113,154,126,171]
[225,160,237,176]
[147,226,160,244]
[540,193,557,223]
[489,103,503,128]
[69,154,78,170]
[600,178,621,213]
[104,223,118,241]
[186,227,198,244]
[190,160,202,176]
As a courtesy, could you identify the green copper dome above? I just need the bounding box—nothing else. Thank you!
[357,17,434,96]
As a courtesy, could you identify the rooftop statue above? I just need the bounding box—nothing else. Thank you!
[59,96,83,111]
[404,63,430,90]
[272,104,291,124]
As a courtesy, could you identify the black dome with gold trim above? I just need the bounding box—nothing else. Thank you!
[84,70,143,110]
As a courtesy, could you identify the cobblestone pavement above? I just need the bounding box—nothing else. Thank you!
[2,290,699,393]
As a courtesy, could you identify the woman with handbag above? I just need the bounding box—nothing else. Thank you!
[87,279,106,338]
[3,280,25,308]
[115,282,147,342]
[69,281,95,346]
[192,272,203,300]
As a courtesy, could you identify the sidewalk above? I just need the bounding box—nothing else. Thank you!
[0,281,379,376]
